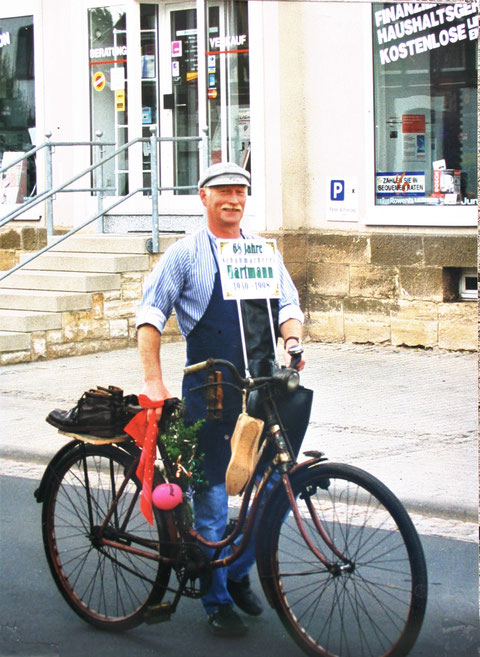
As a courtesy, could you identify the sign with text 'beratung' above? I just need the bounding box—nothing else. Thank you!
[216,238,280,300]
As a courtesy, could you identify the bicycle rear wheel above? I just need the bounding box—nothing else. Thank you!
[256,462,427,657]
[42,443,172,630]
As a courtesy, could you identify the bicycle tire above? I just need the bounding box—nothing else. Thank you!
[256,462,428,657]
[42,443,172,630]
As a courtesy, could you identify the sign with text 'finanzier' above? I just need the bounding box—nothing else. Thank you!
[217,239,280,300]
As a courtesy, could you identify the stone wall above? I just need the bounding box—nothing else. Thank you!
[273,230,477,351]
[0,227,47,270]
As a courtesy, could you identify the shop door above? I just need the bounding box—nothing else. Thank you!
[141,1,251,197]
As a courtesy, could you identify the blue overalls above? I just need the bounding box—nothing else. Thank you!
[182,247,257,614]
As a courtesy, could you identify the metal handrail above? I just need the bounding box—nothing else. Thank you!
[0,135,121,229]
[0,142,48,175]
[0,128,208,281]
[0,187,142,283]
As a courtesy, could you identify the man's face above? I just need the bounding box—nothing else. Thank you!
[199,185,248,237]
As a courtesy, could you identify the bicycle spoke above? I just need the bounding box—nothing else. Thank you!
[43,445,171,629]
[258,463,427,657]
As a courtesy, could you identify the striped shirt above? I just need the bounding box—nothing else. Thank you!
[136,227,304,337]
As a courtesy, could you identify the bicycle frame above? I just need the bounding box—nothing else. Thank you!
[92,446,276,569]
[92,439,341,581]
[56,355,345,593]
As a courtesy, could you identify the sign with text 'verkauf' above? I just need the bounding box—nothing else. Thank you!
[216,239,280,300]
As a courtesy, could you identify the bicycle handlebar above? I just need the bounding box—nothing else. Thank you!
[183,360,210,376]
[184,357,251,386]
[183,348,303,394]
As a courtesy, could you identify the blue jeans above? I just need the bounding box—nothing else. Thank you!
[193,475,279,615]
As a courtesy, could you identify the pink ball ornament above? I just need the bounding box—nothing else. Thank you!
[152,483,183,510]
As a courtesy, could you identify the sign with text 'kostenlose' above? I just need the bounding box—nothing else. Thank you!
[217,239,280,300]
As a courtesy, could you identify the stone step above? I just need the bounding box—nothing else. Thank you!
[47,232,180,254]
[47,233,150,254]
[0,288,92,312]
[4,270,122,292]
[0,330,31,352]
[21,252,149,273]
[0,309,62,332]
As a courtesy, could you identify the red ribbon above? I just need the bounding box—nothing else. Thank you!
[124,394,164,525]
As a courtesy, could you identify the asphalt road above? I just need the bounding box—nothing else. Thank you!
[0,475,478,657]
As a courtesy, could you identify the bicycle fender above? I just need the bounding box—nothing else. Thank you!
[255,455,326,525]
[255,457,327,607]
[34,440,140,503]
[34,440,81,503]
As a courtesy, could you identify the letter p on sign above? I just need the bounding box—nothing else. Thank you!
[331,180,344,201]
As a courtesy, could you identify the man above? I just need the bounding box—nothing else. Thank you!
[136,162,305,637]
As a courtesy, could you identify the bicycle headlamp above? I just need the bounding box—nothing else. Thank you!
[286,369,300,392]
[274,368,300,392]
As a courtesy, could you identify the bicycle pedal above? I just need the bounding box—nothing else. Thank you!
[144,602,174,624]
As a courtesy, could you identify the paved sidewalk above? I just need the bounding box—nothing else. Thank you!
[0,341,477,522]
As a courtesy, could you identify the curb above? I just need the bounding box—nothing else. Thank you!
[1,448,476,524]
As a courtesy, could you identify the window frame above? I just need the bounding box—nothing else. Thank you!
[366,1,478,227]
[459,268,477,301]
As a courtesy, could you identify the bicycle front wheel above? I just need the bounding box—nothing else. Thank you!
[42,443,172,630]
[257,462,427,657]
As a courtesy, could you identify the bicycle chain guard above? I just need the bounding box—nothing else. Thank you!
[174,542,212,598]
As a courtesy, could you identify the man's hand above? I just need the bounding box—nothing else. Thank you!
[283,345,306,371]
[141,380,172,421]
[280,318,305,371]
[137,324,172,421]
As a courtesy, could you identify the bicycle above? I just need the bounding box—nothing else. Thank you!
[35,346,428,657]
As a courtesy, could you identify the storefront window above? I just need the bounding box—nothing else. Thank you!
[88,7,128,196]
[0,16,36,201]
[373,2,478,207]
[206,0,250,172]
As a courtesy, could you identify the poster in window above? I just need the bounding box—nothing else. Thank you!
[0,152,27,205]
[402,114,426,162]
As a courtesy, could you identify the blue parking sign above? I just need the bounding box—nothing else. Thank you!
[331,180,345,201]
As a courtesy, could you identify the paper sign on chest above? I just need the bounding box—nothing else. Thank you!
[216,238,280,300]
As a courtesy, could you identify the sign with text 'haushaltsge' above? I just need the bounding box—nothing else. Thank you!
[216,238,280,300]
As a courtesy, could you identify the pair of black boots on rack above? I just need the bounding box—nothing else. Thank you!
[46,385,139,438]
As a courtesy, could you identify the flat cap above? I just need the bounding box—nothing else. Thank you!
[198,162,250,189]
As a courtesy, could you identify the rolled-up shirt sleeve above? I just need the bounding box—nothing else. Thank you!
[136,242,189,334]
[135,305,168,334]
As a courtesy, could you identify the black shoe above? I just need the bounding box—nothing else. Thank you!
[227,576,263,616]
[46,389,117,437]
[96,386,139,431]
[208,605,248,637]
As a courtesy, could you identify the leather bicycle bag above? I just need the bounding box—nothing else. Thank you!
[247,380,313,464]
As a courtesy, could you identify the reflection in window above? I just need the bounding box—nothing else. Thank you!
[140,3,159,194]
[206,0,250,175]
[170,7,199,194]
[373,2,478,208]
[88,6,128,196]
[0,16,36,199]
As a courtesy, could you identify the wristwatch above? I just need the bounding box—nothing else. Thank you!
[284,336,302,349]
